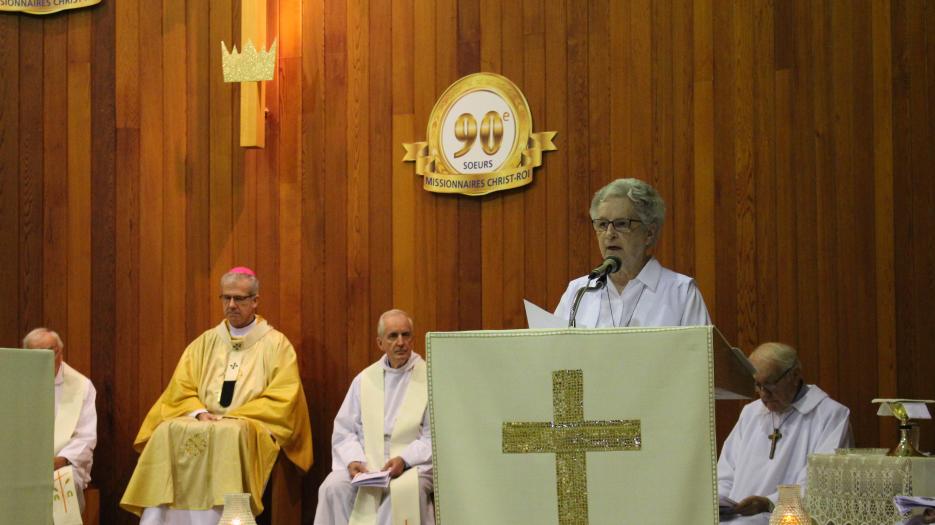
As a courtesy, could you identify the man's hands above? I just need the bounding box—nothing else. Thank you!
[53,456,69,471]
[733,495,772,516]
[347,457,407,479]
[383,457,406,479]
[196,412,222,422]
[348,461,368,478]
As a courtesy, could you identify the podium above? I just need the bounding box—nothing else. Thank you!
[0,347,54,523]
[426,325,752,525]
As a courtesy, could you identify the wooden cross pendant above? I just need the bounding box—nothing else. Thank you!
[768,428,782,459]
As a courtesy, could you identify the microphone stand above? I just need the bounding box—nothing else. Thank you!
[568,275,608,327]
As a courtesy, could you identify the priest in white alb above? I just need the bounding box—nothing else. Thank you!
[120,267,313,524]
[554,178,710,327]
[24,327,98,514]
[718,342,853,524]
[314,309,433,525]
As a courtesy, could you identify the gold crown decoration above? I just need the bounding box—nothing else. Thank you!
[221,39,278,83]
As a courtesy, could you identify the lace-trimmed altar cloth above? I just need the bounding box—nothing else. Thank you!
[806,453,935,525]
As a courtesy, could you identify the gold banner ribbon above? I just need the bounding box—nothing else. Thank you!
[0,0,101,15]
[403,131,557,196]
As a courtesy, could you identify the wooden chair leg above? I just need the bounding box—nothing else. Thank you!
[270,454,302,525]
[81,486,99,525]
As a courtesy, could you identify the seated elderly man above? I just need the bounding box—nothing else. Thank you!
[23,328,97,514]
[121,267,312,524]
[314,309,433,525]
[718,342,853,524]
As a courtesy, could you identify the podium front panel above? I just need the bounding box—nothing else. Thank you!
[427,326,718,525]
[0,347,54,524]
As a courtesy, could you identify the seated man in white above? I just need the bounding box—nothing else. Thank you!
[718,342,853,524]
[23,327,98,514]
[315,309,433,525]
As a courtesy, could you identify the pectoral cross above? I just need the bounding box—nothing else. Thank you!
[768,428,782,459]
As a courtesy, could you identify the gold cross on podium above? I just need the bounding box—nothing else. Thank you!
[502,369,642,525]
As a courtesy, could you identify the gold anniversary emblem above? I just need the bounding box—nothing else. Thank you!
[403,73,557,196]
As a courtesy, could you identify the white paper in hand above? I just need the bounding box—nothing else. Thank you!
[351,469,392,489]
[524,299,566,329]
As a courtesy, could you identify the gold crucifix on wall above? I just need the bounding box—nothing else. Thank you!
[221,0,278,148]
[502,369,642,525]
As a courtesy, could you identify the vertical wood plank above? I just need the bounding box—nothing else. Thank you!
[0,16,19,346]
[479,0,504,329]
[454,59,483,332]
[544,0,569,307]
[368,0,393,356]
[323,0,348,389]
[811,0,838,387]
[564,0,590,290]
[209,0,235,288]
[256,0,282,327]
[346,0,370,372]
[522,0,547,311]
[390,0,416,326]
[278,0,303,354]
[43,16,69,336]
[90,0,118,518]
[713,1,738,345]
[693,0,716,317]
[162,0,188,375]
[650,0,674,266]
[113,0,141,514]
[66,11,92,374]
[791,0,819,372]
[500,0,525,329]
[411,0,437,334]
[432,0,457,335]
[753,0,777,342]
[733,0,757,351]
[18,16,44,335]
[671,0,695,276]
[871,2,896,449]
[185,0,212,340]
[137,0,166,415]
[301,0,329,512]
[629,0,652,181]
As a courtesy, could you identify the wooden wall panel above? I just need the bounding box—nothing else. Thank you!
[1,1,934,522]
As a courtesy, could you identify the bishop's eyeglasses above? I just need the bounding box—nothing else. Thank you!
[219,294,256,305]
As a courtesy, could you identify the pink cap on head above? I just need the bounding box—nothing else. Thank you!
[228,266,257,277]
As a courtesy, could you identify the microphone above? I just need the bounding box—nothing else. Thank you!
[588,256,621,280]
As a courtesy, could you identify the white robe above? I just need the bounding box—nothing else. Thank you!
[314,353,433,525]
[554,257,711,327]
[54,362,97,497]
[717,384,853,524]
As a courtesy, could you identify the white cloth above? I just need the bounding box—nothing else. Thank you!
[314,353,433,525]
[54,362,97,496]
[139,506,221,525]
[717,384,853,523]
[554,257,711,327]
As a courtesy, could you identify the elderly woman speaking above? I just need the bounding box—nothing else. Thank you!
[554,178,711,327]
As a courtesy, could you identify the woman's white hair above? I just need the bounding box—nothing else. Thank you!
[589,178,666,237]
